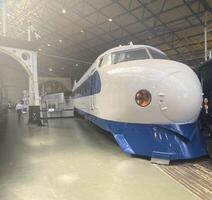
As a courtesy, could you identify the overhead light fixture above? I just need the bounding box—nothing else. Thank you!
[38,48,42,51]
[62,9,66,14]
[75,64,79,67]
[59,39,62,43]
[47,43,51,47]
[49,68,53,72]
[108,18,112,22]
[80,29,84,33]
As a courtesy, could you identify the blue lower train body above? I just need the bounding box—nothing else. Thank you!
[75,108,207,160]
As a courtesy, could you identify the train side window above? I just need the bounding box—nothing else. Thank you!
[102,54,110,66]
[98,57,104,67]
[99,54,110,67]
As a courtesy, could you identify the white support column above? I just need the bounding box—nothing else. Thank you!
[209,50,212,59]
[27,21,32,42]
[32,52,40,105]
[28,76,34,105]
[204,13,208,61]
[28,52,39,106]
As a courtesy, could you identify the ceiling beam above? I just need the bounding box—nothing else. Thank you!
[182,0,204,26]
[136,0,193,57]
[199,0,212,13]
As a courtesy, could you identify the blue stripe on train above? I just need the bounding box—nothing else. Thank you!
[75,108,207,160]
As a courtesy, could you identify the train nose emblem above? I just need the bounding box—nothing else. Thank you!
[135,89,152,107]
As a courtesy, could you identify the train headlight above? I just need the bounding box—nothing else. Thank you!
[135,89,152,107]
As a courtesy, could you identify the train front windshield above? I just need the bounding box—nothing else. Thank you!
[111,48,168,64]
[112,48,149,64]
[148,48,169,60]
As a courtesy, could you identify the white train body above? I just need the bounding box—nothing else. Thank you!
[73,45,202,124]
[72,45,207,160]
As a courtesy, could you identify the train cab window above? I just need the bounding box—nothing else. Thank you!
[148,48,169,60]
[111,48,149,64]
[98,57,104,67]
[98,54,110,67]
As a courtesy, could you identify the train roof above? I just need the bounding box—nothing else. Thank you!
[72,44,166,91]
[101,44,166,57]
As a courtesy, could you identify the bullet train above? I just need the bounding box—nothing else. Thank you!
[72,44,207,161]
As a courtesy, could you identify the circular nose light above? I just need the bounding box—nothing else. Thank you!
[135,89,152,107]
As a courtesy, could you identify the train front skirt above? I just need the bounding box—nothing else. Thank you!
[76,109,207,160]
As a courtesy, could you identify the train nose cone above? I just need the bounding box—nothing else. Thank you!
[158,71,202,123]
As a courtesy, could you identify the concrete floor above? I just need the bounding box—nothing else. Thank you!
[0,112,200,200]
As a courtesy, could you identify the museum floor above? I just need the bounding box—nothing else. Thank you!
[0,112,203,200]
